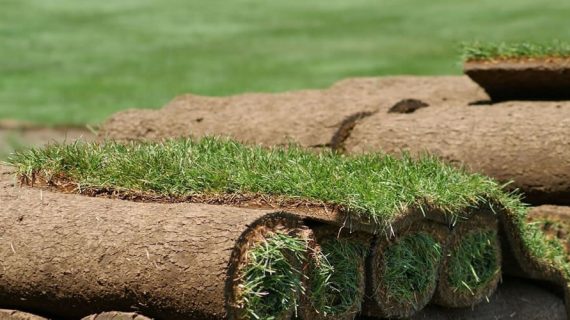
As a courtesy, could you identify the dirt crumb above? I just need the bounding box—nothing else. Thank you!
[388,99,429,114]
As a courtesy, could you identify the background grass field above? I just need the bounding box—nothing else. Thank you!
[1,0,570,125]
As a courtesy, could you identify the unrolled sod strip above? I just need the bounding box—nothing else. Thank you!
[433,213,502,308]
[299,227,369,320]
[0,167,309,320]
[363,220,450,318]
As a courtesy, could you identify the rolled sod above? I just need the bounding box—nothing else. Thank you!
[100,76,570,206]
[299,227,369,320]
[0,310,47,320]
[0,166,313,320]
[4,138,570,318]
[364,220,449,318]
[433,214,502,308]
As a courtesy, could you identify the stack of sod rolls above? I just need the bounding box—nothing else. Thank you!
[99,76,570,206]
[2,138,569,319]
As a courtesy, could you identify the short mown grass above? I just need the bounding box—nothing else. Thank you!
[462,41,570,61]
[6,137,570,305]
[3,0,570,125]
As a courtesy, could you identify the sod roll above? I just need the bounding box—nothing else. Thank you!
[99,77,480,148]
[299,227,369,320]
[364,220,449,318]
[0,167,310,320]
[433,213,502,308]
[4,132,570,319]
[0,310,47,320]
[100,76,570,205]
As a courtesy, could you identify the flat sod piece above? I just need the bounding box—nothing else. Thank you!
[463,42,570,101]
[4,137,570,319]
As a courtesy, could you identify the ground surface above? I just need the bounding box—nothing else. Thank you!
[2,0,570,125]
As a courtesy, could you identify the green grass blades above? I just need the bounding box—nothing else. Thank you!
[3,0,570,125]
[239,232,307,320]
[381,233,442,305]
[462,41,570,61]
[309,239,367,316]
[8,137,512,225]
[447,230,499,294]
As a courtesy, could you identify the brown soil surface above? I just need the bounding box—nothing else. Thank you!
[99,76,483,149]
[464,60,570,101]
[100,76,570,206]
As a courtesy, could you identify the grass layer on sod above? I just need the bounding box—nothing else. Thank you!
[6,137,570,314]
[462,41,570,61]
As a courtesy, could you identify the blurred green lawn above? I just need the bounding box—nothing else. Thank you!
[1,0,569,125]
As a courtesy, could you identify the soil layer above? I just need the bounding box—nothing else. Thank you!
[100,76,570,206]
[464,59,570,101]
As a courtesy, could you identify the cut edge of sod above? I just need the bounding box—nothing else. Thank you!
[364,220,450,318]
[381,232,442,306]
[5,137,570,315]
[447,230,501,294]
[237,231,307,320]
[305,238,368,318]
[433,213,503,308]
[461,40,570,62]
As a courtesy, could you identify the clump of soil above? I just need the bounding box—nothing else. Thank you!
[388,99,429,114]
